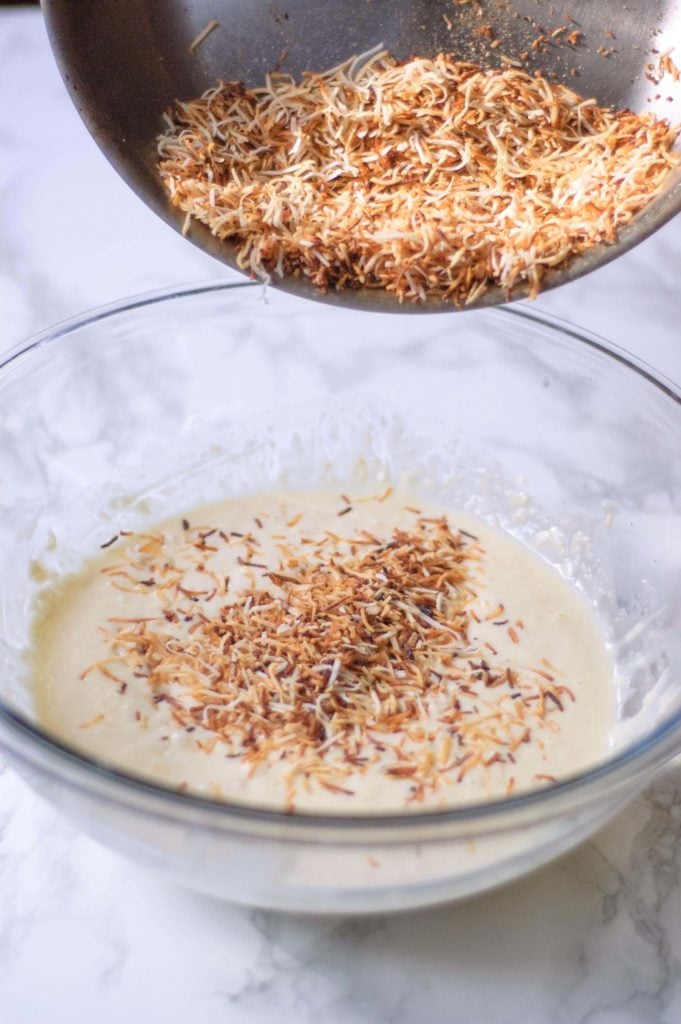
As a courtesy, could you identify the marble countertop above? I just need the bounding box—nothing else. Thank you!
[2,10,681,1022]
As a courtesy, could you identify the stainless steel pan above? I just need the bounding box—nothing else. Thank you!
[42,0,681,311]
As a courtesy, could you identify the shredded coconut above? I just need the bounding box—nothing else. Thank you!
[158,52,679,304]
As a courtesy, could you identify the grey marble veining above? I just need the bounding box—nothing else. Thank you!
[2,10,681,1022]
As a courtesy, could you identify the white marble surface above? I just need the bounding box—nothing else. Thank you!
[2,9,681,1022]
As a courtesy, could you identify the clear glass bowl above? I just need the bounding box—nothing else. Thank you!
[1,281,681,914]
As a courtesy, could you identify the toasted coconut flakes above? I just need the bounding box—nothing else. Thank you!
[188,19,219,55]
[86,511,574,802]
[157,52,679,305]
[80,713,106,729]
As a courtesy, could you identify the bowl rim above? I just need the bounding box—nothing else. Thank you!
[2,279,681,832]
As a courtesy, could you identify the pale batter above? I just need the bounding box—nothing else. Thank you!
[32,488,613,812]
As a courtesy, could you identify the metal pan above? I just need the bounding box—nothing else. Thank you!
[42,0,681,312]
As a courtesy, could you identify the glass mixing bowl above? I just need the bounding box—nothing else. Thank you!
[1,281,680,914]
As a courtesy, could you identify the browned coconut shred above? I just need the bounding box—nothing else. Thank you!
[86,516,574,806]
[157,50,679,304]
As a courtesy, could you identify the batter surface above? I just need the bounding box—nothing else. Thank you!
[32,488,613,812]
